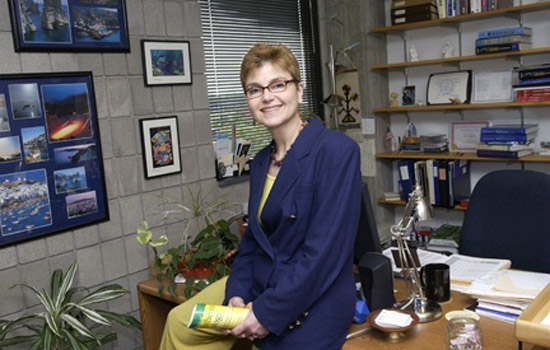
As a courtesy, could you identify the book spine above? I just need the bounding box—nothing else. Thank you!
[476,42,520,54]
[514,76,550,86]
[484,140,531,145]
[448,0,455,16]
[480,127,531,135]
[478,27,530,38]
[480,134,529,142]
[517,94,550,102]
[519,69,550,80]
[477,150,522,158]
[489,0,496,10]
[437,0,447,17]
[476,35,529,46]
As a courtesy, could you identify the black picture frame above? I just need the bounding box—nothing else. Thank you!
[8,0,130,53]
[0,71,109,247]
[141,40,193,86]
[139,116,182,179]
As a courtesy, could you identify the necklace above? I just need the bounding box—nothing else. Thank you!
[270,120,308,167]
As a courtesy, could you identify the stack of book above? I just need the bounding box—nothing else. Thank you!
[391,0,439,25]
[420,134,448,153]
[475,26,532,55]
[477,125,536,158]
[400,136,421,152]
[474,298,529,323]
[436,0,513,18]
[513,64,550,102]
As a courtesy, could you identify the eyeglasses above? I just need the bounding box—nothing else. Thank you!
[245,79,298,99]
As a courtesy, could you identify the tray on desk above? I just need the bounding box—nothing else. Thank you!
[515,283,550,347]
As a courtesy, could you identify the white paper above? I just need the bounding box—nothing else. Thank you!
[399,166,410,180]
[445,254,509,282]
[362,116,375,135]
[375,309,413,328]
[506,270,550,291]
[382,247,448,273]
[472,70,513,103]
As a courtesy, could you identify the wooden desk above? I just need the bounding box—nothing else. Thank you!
[343,279,545,350]
[139,277,545,350]
[137,278,251,350]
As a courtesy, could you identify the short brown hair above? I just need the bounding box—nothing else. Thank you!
[240,43,301,89]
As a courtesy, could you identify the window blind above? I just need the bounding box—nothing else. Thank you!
[199,0,322,156]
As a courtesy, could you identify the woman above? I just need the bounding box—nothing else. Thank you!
[160,43,361,350]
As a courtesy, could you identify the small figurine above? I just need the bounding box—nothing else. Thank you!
[390,92,399,107]
[449,97,463,104]
[442,42,454,58]
[409,44,419,62]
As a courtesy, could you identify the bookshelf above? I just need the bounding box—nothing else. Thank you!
[370,47,550,70]
[374,101,550,113]
[370,2,550,33]
[377,199,468,211]
[376,152,550,163]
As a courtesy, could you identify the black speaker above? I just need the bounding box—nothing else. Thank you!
[358,252,395,312]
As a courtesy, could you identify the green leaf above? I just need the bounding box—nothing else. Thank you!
[208,273,218,284]
[150,235,169,247]
[78,285,128,306]
[196,280,208,291]
[61,314,97,342]
[62,329,86,350]
[15,283,55,316]
[95,310,142,330]
[50,268,63,305]
[66,303,110,326]
[43,310,61,337]
[168,283,177,298]
[136,221,152,245]
[55,262,77,309]
[0,335,36,347]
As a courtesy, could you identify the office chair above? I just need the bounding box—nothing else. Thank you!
[459,170,550,273]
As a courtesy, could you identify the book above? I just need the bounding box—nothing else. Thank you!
[476,42,531,54]
[470,0,480,13]
[475,35,531,47]
[392,11,439,24]
[514,86,550,94]
[391,3,438,17]
[477,149,533,158]
[391,0,437,9]
[518,68,550,80]
[480,133,536,143]
[398,159,416,201]
[480,124,538,135]
[476,143,532,152]
[497,0,513,9]
[475,307,518,323]
[478,26,532,39]
[476,301,523,315]
[517,94,550,102]
[437,160,449,207]
[436,0,447,18]
[448,160,471,207]
[513,76,550,87]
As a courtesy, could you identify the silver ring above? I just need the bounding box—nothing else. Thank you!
[252,335,258,339]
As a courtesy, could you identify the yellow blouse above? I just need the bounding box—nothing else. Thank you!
[257,173,276,224]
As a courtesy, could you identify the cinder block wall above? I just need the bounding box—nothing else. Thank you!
[0,1,249,349]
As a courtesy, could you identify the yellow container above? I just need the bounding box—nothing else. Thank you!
[188,303,249,329]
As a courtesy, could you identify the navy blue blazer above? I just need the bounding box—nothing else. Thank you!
[225,118,361,350]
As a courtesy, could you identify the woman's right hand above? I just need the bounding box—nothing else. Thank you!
[222,297,247,335]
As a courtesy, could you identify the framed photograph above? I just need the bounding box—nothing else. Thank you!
[140,116,182,179]
[7,0,130,52]
[472,70,513,103]
[402,85,415,106]
[449,120,490,152]
[427,70,472,105]
[141,40,192,86]
[0,72,109,247]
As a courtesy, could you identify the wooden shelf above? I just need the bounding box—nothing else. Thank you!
[371,47,550,70]
[376,152,550,163]
[378,199,467,211]
[370,2,550,33]
[374,101,550,113]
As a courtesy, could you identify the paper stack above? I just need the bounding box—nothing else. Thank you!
[465,270,550,323]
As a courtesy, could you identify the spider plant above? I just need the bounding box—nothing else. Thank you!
[0,262,141,349]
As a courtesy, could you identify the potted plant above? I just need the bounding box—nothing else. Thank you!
[136,186,240,298]
[0,262,141,349]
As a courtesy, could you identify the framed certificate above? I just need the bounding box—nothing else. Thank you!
[427,71,472,105]
[449,121,490,152]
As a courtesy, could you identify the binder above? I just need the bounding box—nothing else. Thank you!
[437,160,449,208]
[448,160,471,207]
[398,159,416,201]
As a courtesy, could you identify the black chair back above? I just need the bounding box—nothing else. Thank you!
[460,170,550,273]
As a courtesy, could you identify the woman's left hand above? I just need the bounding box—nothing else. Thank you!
[229,302,269,341]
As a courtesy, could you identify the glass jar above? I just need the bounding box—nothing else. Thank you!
[447,317,484,350]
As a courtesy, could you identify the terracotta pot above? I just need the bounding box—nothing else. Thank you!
[177,260,215,280]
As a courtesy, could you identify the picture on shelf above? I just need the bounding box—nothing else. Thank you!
[0,169,52,237]
[0,136,22,164]
[0,95,9,132]
[54,143,97,164]
[66,190,98,219]
[141,40,192,86]
[41,83,92,142]
[7,0,130,52]
[0,72,109,248]
[21,126,49,163]
[8,83,42,119]
[53,166,87,194]
[139,116,182,179]
[402,85,415,106]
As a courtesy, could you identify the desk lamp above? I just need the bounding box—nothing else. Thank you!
[391,162,442,323]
